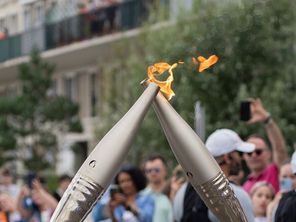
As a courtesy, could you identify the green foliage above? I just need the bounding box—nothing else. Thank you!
[68,118,83,133]
[41,97,79,121]
[0,49,81,171]
[97,0,296,168]
[45,174,59,193]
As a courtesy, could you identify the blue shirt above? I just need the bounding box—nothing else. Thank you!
[93,192,155,222]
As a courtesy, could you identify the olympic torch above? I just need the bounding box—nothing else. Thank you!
[50,83,159,222]
[145,82,247,222]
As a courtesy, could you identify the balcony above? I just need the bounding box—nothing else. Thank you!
[0,0,168,63]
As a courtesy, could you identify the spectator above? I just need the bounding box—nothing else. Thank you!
[174,129,255,222]
[273,151,296,222]
[167,165,187,222]
[92,165,154,222]
[105,0,119,32]
[0,28,8,40]
[0,32,6,40]
[143,155,167,192]
[0,192,21,221]
[243,98,287,193]
[0,169,20,199]
[205,129,255,222]
[142,155,173,222]
[163,164,186,201]
[250,181,275,222]
[276,160,296,192]
[16,176,58,222]
[266,160,295,222]
[52,174,72,201]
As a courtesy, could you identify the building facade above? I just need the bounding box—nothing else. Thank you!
[0,0,192,175]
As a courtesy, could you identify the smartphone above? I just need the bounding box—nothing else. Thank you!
[240,101,251,121]
[280,178,293,192]
[109,184,120,198]
[25,172,37,189]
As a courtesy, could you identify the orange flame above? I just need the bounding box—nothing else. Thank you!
[147,62,178,100]
[147,55,218,100]
[192,55,218,72]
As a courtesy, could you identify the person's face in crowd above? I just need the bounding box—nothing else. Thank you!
[60,179,71,192]
[251,185,274,217]
[117,172,137,196]
[1,174,13,186]
[280,163,296,189]
[244,137,270,173]
[228,151,243,176]
[144,159,167,184]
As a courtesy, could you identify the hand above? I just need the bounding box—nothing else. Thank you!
[266,192,282,222]
[31,179,47,204]
[170,176,186,200]
[0,193,16,212]
[19,185,30,198]
[247,98,270,124]
[125,202,139,216]
[109,193,126,211]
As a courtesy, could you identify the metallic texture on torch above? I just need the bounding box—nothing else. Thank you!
[50,83,160,222]
[195,172,247,221]
[150,86,247,222]
[49,175,104,222]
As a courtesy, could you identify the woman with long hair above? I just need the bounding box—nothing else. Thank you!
[93,165,154,222]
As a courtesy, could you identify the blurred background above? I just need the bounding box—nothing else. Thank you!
[0,0,295,187]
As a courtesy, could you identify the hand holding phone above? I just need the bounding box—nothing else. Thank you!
[26,172,37,190]
[109,184,122,199]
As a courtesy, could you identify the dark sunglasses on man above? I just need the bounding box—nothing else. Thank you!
[247,149,265,156]
[145,168,160,174]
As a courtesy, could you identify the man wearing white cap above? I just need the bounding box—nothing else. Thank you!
[176,129,255,222]
[205,128,255,222]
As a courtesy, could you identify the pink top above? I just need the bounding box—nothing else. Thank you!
[243,163,279,193]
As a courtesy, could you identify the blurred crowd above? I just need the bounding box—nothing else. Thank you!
[0,171,71,222]
[0,98,295,222]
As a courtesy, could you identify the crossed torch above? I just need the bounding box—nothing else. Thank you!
[50,80,248,222]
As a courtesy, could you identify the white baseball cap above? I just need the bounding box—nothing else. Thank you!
[291,151,296,174]
[205,129,255,157]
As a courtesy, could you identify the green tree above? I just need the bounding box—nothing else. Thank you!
[0,50,82,171]
[97,0,296,168]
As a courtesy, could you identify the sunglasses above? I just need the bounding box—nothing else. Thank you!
[247,149,265,156]
[145,168,160,174]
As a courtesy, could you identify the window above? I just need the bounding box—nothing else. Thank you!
[90,73,98,116]
[9,14,18,34]
[0,18,4,31]
[47,79,57,97]
[64,77,76,101]
[24,9,32,30]
[35,4,44,26]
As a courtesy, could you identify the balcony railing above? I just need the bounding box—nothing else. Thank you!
[0,0,168,63]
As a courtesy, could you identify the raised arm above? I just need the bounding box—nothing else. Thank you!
[248,98,287,166]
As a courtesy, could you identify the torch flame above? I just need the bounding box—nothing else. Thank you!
[147,62,178,100]
[147,55,218,100]
[192,55,219,72]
